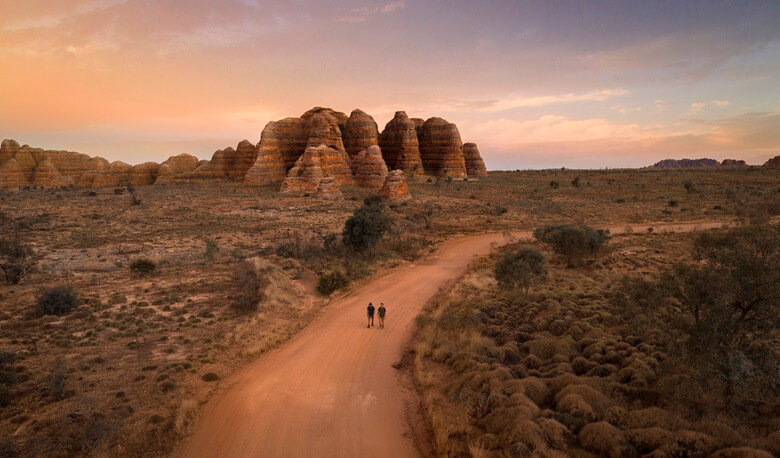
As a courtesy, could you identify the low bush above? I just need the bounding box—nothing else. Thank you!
[494,247,546,296]
[231,261,268,314]
[0,238,35,285]
[37,286,79,316]
[533,224,609,267]
[342,198,392,251]
[130,258,156,275]
[317,271,349,295]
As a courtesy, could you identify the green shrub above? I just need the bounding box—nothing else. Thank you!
[202,372,220,382]
[534,224,609,267]
[0,238,35,285]
[317,271,349,295]
[549,181,560,189]
[495,247,547,296]
[342,199,392,251]
[37,286,79,316]
[130,258,156,275]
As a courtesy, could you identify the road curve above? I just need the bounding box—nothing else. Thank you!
[177,220,727,458]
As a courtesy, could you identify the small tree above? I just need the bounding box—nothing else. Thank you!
[127,184,141,205]
[0,238,35,285]
[549,181,560,189]
[571,176,581,188]
[231,261,268,314]
[37,286,79,316]
[342,198,392,251]
[683,180,696,193]
[204,238,219,263]
[612,223,779,402]
[534,224,608,267]
[494,248,546,297]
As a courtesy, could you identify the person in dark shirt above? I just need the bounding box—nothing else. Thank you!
[378,303,386,329]
[367,303,375,328]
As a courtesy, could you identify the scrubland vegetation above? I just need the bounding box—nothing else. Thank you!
[0,166,776,456]
[412,220,778,457]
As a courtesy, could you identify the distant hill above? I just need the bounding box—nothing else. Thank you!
[648,158,747,169]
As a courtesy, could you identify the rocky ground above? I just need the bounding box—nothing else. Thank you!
[0,167,777,456]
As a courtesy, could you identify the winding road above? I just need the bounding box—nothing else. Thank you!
[177,221,727,458]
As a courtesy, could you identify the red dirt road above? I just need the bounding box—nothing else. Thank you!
[177,221,727,458]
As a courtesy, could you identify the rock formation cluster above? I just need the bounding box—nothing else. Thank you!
[764,156,780,169]
[1,107,491,202]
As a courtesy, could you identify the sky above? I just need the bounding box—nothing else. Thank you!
[1,0,779,169]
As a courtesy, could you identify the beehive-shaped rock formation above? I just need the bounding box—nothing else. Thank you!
[764,156,780,169]
[280,144,354,194]
[128,162,160,186]
[0,139,21,164]
[0,159,29,188]
[30,158,74,187]
[411,118,425,138]
[227,140,259,180]
[379,169,411,202]
[352,145,388,190]
[379,112,423,175]
[92,161,132,187]
[462,143,488,177]
[343,109,379,160]
[419,117,467,178]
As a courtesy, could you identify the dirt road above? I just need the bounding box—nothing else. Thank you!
[177,220,727,458]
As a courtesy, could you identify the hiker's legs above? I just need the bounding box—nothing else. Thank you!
[379,317,384,328]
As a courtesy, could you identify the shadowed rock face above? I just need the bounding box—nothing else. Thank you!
[462,143,488,177]
[765,156,780,169]
[379,169,411,202]
[280,144,354,194]
[343,109,379,160]
[411,118,424,138]
[352,145,388,190]
[419,117,467,178]
[189,148,232,180]
[379,112,424,175]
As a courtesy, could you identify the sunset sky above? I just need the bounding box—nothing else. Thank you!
[1,0,779,169]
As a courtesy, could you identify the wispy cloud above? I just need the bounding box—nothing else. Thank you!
[472,89,629,112]
[338,1,406,23]
[690,99,732,112]
[0,0,127,31]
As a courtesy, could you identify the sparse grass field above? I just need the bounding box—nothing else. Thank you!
[0,167,777,456]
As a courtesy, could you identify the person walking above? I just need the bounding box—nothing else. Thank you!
[378,303,386,329]
[367,303,375,328]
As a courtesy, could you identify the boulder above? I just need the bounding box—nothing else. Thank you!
[720,159,746,167]
[0,139,20,164]
[0,158,29,188]
[352,145,388,190]
[379,111,424,175]
[462,143,488,177]
[92,161,132,187]
[30,158,73,188]
[280,144,354,194]
[226,140,259,181]
[764,155,780,169]
[129,162,160,186]
[419,117,467,178]
[379,169,411,202]
[343,109,379,160]
[315,176,343,200]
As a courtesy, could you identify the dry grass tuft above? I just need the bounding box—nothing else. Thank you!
[578,421,631,458]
